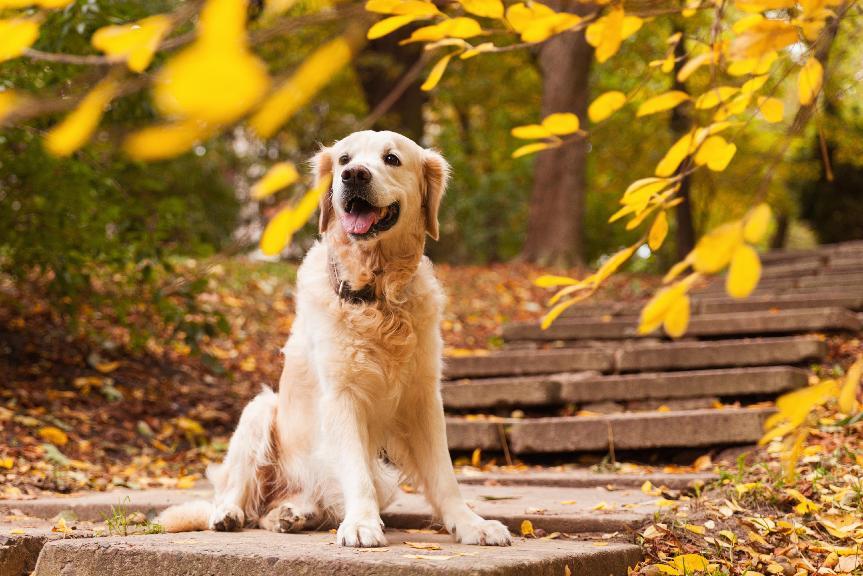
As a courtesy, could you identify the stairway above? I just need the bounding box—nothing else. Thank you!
[442,240,863,457]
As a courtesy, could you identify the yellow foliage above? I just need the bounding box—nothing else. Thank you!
[589,91,627,123]
[648,211,668,251]
[637,91,690,117]
[757,97,784,123]
[0,17,41,63]
[38,426,69,446]
[542,113,580,135]
[421,54,453,91]
[124,120,215,161]
[655,132,695,177]
[0,90,22,124]
[797,57,823,106]
[368,15,427,39]
[534,275,581,288]
[692,222,743,274]
[251,35,356,138]
[512,141,559,158]
[366,0,441,16]
[260,174,332,255]
[638,275,696,335]
[676,51,714,82]
[743,203,772,243]
[663,294,690,338]
[695,87,739,110]
[735,0,795,11]
[838,358,861,414]
[728,20,798,60]
[402,17,482,43]
[694,136,737,172]
[506,2,581,43]
[657,554,712,575]
[459,0,504,19]
[44,78,118,157]
[91,15,172,72]
[520,519,534,536]
[726,244,761,299]
[586,7,641,63]
[251,162,300,200]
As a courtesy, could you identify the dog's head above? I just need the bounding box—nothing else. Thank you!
[312,130,449,242]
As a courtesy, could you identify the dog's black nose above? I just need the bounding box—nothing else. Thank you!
[341,165,371,185]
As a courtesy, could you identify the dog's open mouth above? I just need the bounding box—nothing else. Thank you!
[340,196,400,238]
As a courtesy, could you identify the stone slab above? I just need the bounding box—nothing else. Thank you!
[32,529,642,576]
[455,470,715,491]
[444,349,613,380]
[506,407,775,453]
[700,271,863,293]
[441,366,805,409]
[616,337,826,372]
[697,292,863,314]
[0,521,97,576]
[504,308,860,342]
[0,485,657,537]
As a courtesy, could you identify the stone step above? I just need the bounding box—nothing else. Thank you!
[503,308,860,342]
[455,470,715,490]
[700,271,863,293]
[1,485,659,536]
[442,366,806,409]
[560,291,863,319]
[446,407,775,453]
[30,529,642,576]
[444,336,826,379]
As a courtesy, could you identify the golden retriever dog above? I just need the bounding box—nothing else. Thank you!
[158,130,512,548]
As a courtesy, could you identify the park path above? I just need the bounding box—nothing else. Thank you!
[2,240,862,575]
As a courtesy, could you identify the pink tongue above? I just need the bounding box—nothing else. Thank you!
[341,210,378,235]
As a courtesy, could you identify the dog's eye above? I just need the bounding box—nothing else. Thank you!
[338,154,350,165]
[383,153,401,167]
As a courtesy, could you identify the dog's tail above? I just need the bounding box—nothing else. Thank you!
[156,500,213,533]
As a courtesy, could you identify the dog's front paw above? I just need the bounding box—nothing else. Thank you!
[209,503,244,532]
[454,518,512,546]
[336,517,387,548]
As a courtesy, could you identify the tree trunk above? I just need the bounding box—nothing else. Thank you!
[354,32,426,142]
[670,26,696,260]
[521,0,592,267]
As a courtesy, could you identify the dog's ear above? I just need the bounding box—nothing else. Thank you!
[422,149,449,241]
[311,146,334,234]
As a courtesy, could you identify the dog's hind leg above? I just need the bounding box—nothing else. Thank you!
[207,387,278,531]
[259,496,322,533]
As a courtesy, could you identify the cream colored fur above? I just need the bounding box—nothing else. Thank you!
[158,131,511,548]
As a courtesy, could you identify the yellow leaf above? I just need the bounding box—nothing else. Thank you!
[638,91,690,117]
[421,53,453,91]
[534,274,580,287]
[695,87,739,110]
[0,18,40,63]
[541,292,593,329]
[757,97,783,123]
[0,456,14,469]
[684,524,706,535]
[838,358,861,414]
[260,174,332,255]
[743,203,772,243]
[735,0,795,10]
[797,57,823,106]
[44,78,118,157]
[741,75,769,95]
[365,0,440,16]
[726,244,761,299]
[176,475,196,489]
[587,6,625,63]
[367,14,425,40]
[38,426,68,446]
[91,15,172,73]
[662,554,711,575]
[197,0,247,47]
[638,275,695,334]
[648,211,668,251]
[520,519,534,537]
[663,256,692,283]
[401,17,482,43]
[775,380,840,427]
[52,517,73,535]
[512,141,559,158]
[729,20,798,60]
[124,119,215,161]
[677,52,714,82]
[460,0,504,18]
[470,447,482,467]
[250,35,356,138]
[251,162,300,200]
[511,123,552,139]
[663,293,690,338]
[0,90,22,124]
[588,91,626,123]
[655,132,695,177]
[692,221,743,274]
[542,112,579,135]
[155,42,269,125]
[694,136,736,172]
[641,480,661,496]
[727,51,777,76]
[506,2,580,42]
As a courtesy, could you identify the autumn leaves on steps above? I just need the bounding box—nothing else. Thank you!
[441,241,863,458]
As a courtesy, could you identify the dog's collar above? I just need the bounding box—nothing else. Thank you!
[328,251,377,305]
